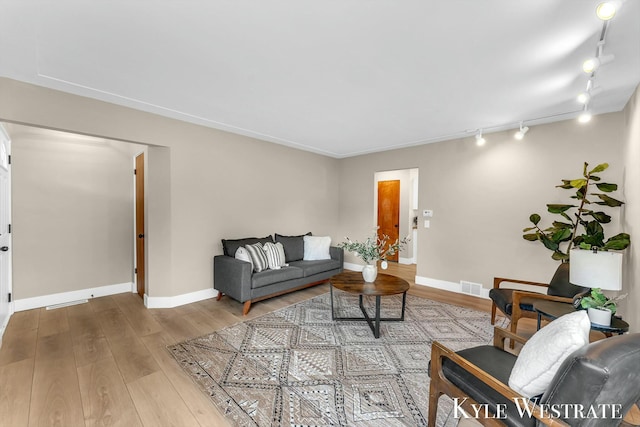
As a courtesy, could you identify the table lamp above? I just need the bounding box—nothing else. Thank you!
[569,248,622,326]
[569,248,622,291]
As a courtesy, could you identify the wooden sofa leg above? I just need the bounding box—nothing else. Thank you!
[216,292,224,301]
[243,301,252,316]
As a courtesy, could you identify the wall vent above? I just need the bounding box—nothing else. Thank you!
[460,280,482,296]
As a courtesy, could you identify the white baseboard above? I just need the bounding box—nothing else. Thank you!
[14,282,134,312]
[145,288,218,309]
[343,262,363,272]
[344,260,416,270]
[415,275,490,299]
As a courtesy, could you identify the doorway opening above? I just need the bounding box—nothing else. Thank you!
[374,168,419,265]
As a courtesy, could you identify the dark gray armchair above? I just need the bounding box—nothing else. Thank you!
[489,263,590,335]
[429,327,640,426]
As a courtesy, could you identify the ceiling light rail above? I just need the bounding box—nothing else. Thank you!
[577,1,623,124]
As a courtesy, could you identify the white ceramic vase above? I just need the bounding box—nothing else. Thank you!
[362,264,378,282]
[587,307,612,327]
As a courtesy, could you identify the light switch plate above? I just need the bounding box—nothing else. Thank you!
[424,220,430,228]
[423,209,433,217]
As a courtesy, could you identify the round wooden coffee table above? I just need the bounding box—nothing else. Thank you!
[329,271,410,338]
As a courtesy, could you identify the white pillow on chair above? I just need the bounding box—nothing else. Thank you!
[508,310,590,397]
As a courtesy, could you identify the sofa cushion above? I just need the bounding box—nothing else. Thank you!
[303,235,332,261]
[275,232,311,262]
[289,259,341,277]
[245,243,269,273]
[222,236,273,257]
[252,266,304,289]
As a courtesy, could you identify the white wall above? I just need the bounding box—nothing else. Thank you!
[619,84,640,332]
[9,125,140,299]
[339,112,632,317]
[0,78,340,303]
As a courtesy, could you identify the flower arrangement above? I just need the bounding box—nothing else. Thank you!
[338,230,410,264]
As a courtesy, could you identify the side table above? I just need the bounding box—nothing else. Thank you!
[534,299,629,336]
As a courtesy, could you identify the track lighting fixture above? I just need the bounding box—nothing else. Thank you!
[475,130,486,146]
[514,122,529,140]
[596,1,620,20]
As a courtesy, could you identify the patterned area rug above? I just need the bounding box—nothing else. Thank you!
[169,291,507,427]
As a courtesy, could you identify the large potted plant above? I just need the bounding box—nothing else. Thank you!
[338,230,410,282]
[523,162,631,325]
[523,162,630,260]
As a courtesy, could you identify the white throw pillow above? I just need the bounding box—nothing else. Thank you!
[274,242,287,267]
[303,236,331,260]
[508,310,590,397]
[234,247,253,270]
[263,242,285,270]
[245,243,269,273]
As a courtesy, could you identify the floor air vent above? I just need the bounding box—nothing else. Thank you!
[460,281,482,296]
[46,299,89,310]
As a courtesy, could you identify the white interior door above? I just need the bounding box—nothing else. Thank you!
[0,124,12,341]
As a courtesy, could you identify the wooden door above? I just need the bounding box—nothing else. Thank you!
[135,153,145,298]
[377,180,400,262]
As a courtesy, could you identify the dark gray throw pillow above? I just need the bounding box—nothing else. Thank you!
[274,232,312,262]
[221,236,273,257]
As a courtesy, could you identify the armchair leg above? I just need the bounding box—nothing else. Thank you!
[216,292,224,301]
[490,303,496,325]
[428,387,441,427]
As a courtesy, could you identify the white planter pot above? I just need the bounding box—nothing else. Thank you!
[362,264,378,282]
[587,307,612,327]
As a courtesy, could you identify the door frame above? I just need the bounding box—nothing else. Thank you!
[0,124,13,343]
[373,168,419,265]
[133,150,146,298]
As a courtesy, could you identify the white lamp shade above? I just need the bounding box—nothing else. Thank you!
[569,249,622,290]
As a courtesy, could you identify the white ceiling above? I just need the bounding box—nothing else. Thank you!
[1,0,639,158]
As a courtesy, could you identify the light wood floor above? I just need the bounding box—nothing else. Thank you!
[0,263,635,426]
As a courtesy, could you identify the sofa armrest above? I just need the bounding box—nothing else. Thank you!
[213,255,253,303]
[330,246,344,266]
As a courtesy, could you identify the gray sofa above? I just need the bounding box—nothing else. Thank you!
[214,233,343,314]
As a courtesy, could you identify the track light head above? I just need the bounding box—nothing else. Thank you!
[514,125,529,140]
[475,130,486,146]
[578,86,603,104]
[577,92,591,104]
[578,106,593,124]
[583,54,615,73]
[596,1,620,20]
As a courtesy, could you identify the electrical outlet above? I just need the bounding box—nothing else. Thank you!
[423,209,433,217]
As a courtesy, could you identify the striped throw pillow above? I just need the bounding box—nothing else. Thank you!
[245,243,269,273]
[263,242,286,270]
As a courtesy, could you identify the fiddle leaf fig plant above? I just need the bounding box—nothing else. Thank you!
[523,162,631,261]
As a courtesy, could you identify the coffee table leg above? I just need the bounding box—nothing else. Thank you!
[330,284,335,320]
[374,296,381,338]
